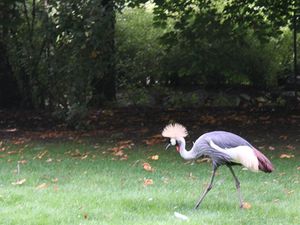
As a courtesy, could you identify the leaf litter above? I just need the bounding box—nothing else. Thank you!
[12,178,26,186]
[144,178,153,186]
[143,162,154,172]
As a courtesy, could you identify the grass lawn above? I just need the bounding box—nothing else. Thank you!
[0,138,299,225]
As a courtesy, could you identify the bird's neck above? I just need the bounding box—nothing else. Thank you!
[177,137,196,160]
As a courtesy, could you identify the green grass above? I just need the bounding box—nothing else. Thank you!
[0,139,299,225]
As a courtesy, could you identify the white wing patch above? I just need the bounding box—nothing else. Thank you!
[209,140,259,172]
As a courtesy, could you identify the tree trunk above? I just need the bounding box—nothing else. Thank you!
[90,0,116,106]
[0,41,22,109]
[0,0,22,110]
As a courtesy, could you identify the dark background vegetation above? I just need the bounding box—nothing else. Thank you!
[0,0,299,129]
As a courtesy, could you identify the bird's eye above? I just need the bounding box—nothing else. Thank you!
[170,138,176,145]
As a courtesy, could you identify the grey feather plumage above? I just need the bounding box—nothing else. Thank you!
[192,131,253,165]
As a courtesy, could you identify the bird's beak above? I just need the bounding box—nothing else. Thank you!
[165,143,171,150]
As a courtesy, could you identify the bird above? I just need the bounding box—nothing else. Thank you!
[162,123,274,209]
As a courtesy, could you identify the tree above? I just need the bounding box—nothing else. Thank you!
[90,0,117,105]
[127,0,298,88]
[0,0,22,108]
[1,0,118,110]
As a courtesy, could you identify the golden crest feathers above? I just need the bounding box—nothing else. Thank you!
[162,123,188,138]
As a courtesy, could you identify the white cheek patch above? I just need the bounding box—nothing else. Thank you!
[170,138,176,145]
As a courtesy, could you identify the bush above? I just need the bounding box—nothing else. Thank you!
[115,7,165,88]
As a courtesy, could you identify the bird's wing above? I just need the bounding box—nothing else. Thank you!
[204,131,253,149]
[205,131,259,171]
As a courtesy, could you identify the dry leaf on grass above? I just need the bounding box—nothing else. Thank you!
[174,212,189,221]
[286,145,295,150]
[120,155,128,160]
[12,178,26,185]
[18,160,27,164]
[36,183,48,190]
[268,146,275,151]
[150,155,159,160]
[144,178,153,186]
[242,202,252,209]
[81,155,88,160]
[34,150,48,159]
[279,154,294,159]
[7,151,18,155]
[46,158,53,163]
[143,163,154,172]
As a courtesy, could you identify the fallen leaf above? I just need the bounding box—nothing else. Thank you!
[46,158,53,163]
[174,212,189,221]
[8,151,18,155]
[114,150,124,156]
[143,163,154,172]
[297,166,300,170]
[120,155,128,160]
[18,160,27,164]
[81,155,88,160]
[268,146,275,151]
[242,202,252,209]
[34,150,48,159]
[280,154,295,159]
[52,178,58,183]
[36,183,48,190]
[69,149,82,157]
[150,155,159,160]
[286,145,295,150]
[144,178,153,186]
[188,172,196,179]
[279,135,288,140]
[12,178,26,185]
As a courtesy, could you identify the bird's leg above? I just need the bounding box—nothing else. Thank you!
[194,165,217,209]
[227,165,244,208]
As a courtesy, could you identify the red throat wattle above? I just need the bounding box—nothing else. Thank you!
[176,145,180,152]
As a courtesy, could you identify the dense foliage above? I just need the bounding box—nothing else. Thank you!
[0,0,299,118]
[1,0,116,111]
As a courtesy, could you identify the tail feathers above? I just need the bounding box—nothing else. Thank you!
[253,149,274,173]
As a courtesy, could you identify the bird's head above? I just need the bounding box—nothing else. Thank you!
[162,123,188,152]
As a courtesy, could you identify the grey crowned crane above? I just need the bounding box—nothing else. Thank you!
[162,123,274,209]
